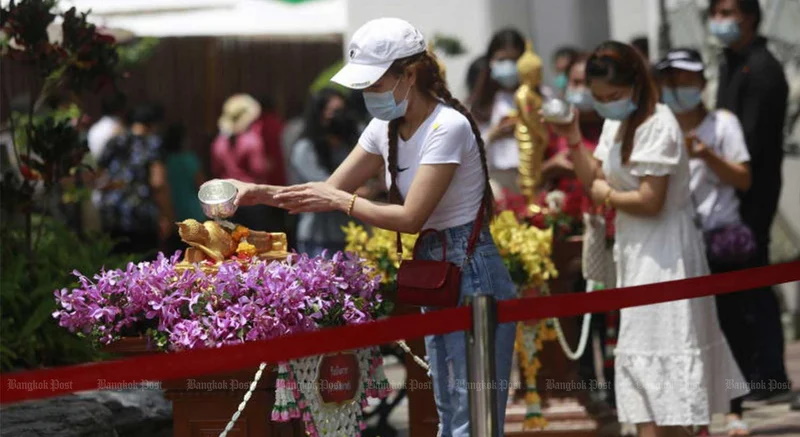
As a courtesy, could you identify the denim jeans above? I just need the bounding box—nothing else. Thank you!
[416,221,517,437]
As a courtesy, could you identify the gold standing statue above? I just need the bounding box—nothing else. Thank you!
[514,41,549,204]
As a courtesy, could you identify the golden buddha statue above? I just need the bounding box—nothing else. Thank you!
[175,219,289,272]
[514,41,549,204]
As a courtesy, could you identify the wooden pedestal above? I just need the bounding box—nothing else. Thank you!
[163,369,305,437]
[394,304,440,436]
[103,338,305,437]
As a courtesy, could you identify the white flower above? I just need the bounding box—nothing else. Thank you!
[545,190,566,213]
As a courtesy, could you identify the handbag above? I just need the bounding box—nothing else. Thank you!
[704,222,757,265]
[395,210,484,307]
[581,211,616,287]
[689,194,757,266]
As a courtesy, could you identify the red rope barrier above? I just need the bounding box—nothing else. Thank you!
[2,261,798,405]
[499,261,800,323]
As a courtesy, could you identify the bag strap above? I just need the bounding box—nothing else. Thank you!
[688,192,704,231]
[389,129,487,261]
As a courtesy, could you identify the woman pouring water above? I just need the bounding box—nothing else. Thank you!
[210,18,516,437]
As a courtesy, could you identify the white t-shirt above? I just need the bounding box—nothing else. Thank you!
[358,104,485,230]
[481,91,519,170]
[87,116,123,161]
[688,109,750,231]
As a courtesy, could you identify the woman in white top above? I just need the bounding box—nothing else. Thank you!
[217,18,517,437]
[656,48,754,436]
[468,29,526,195]
[547,41,747,437]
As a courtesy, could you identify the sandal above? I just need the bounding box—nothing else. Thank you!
[726,418,750,436]
[695,425,710,436]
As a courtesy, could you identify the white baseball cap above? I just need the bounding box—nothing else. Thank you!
[331,18,426,90]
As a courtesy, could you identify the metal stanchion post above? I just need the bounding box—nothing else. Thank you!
[467,293,498,437]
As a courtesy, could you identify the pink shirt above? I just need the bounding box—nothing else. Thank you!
[210,124,271,184]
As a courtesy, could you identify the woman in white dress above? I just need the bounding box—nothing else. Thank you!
[547,41,747,437]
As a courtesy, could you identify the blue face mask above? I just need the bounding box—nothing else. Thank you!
[593,96,638,121]
[553,73,569,91]
[362,79,410,121]
[708,19,741,46]
[490,59,519,89]
[565,87,595,111]
[662,86,703,113]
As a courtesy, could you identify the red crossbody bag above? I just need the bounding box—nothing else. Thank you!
[394,208,484,307]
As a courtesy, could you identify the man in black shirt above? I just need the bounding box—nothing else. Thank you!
[710,0,789,400]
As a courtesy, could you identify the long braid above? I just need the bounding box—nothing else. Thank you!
[386,118,403,204]
[421,53,495,217]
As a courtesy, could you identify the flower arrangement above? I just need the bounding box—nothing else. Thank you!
[499,177,588,239]
[344,214,557,292]
[341,222,418,289]
[489,211,558,289]
[53,251,389,351]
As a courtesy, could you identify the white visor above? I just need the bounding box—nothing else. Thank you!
[331,60,394,90]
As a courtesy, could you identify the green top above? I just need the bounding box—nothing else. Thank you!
[166,151,206,222]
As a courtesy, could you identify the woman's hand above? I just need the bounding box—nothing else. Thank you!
[590,178,612,205]
[221,179,262,206]
[273,182,350,214]
[550,152,575,173]
[542,108,582,145]
[684,133,710,159]
[488,116,518,143]
[207,179,277,207]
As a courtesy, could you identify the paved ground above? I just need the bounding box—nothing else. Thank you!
[707,340,800,437]
[371,340,800,436]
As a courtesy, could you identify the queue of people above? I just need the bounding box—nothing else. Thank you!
[75,0,791,435]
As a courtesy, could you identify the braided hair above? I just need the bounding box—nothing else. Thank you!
[385,51,494,218]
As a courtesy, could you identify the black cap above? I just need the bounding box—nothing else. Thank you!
[655,49,704,72]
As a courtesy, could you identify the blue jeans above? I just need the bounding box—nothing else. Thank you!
[416,221,516,437]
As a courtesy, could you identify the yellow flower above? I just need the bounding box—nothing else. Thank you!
[235,241,257,257]
[342,223,418,284]
[490,211,558,288]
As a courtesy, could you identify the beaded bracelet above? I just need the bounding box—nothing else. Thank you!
[346,193,358,216]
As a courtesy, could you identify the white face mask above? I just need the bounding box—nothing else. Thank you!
[565,87,595,111]
[490,59,519,89]
[362,79,411,121]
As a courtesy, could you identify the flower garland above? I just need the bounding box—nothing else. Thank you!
[490,212,559,430]
[515,319,558,429]
[272,347,391,437]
